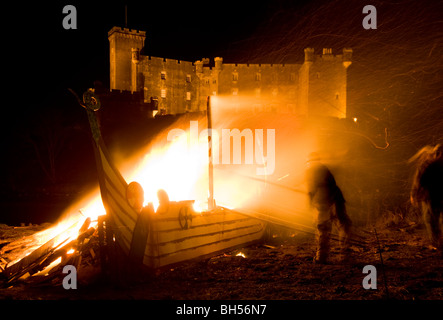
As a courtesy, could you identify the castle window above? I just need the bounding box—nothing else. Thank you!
[255,73,261,81]
[161,71,166,80]
[232,72,238,81]
[335,93,339,100]
[186,92,191,101]
[316,72,320,79]
[186,74,191,82]
[161,88,166,98]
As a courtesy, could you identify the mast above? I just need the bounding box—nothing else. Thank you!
[207,96,215,211]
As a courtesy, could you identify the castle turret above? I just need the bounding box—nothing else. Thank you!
[214,57,223,70]
[195,60,203,73]
[304,48,315,64]
[108,27,146,91]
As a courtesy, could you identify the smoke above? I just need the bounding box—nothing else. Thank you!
[209,94,321,228]
[228,0,443,144]
[219,0,443,221]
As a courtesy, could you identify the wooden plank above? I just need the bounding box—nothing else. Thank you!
[155,218,261,244]
[107,204,134,241]
[3,222,79,279]
[143,225,264,268]
[106,183,136,229]
[99,147,127,197]
[5,238,71,284]
[145,223,264,259]
[152,206,255,231]
[160,229,263,267]
[135,206,266,269]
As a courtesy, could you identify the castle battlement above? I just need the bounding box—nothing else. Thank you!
[146,56,165,63]
[165,58,185,65]
[223,63,301,69]
[304,48,353,65]
[143,56,193,67]
[108,26,146,39]
[108,27,352,118]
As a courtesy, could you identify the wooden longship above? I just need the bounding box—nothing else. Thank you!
[80,89,266,269]
[141,204,265,268]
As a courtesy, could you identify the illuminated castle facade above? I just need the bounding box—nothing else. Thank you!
[108,26,352,118]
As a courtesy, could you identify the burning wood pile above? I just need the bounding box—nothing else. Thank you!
[0,216,110,287]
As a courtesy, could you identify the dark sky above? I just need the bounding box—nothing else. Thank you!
[1,0,440,152]
[6,0,311,112]
[2,0,441,152]
[3,0,442,143]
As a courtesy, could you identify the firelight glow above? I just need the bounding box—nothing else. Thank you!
[19,96,317,272]
[125,127,210,211]
[25,118,262,259]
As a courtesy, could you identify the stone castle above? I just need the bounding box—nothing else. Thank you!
[108,26,352,118]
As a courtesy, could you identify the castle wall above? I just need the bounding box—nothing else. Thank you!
[194,61,215,113]
[108,27,352,119]
[139,56,198,115]
[217,63,301,114]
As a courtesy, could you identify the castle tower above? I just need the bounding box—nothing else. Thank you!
[299,47,352,119]
[214,57,223,70]
[108,27,146,91]
[304,47,315,64]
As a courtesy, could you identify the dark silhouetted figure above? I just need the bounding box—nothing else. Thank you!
[410,145,443,256]
[305,153,352,264]
[156,189,170,214]
[127,182,152,266]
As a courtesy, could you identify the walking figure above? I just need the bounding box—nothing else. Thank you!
[410,145,443,256]
[305,153,352,264]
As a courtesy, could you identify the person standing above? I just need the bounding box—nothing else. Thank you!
[410,145,443,257]
[305,153,352,264]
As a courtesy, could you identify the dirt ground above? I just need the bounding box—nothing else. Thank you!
[1,217,442,301]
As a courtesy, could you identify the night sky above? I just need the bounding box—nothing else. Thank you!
[7,0,299,111]
[5,0,440,120]
[2,0,442,224]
